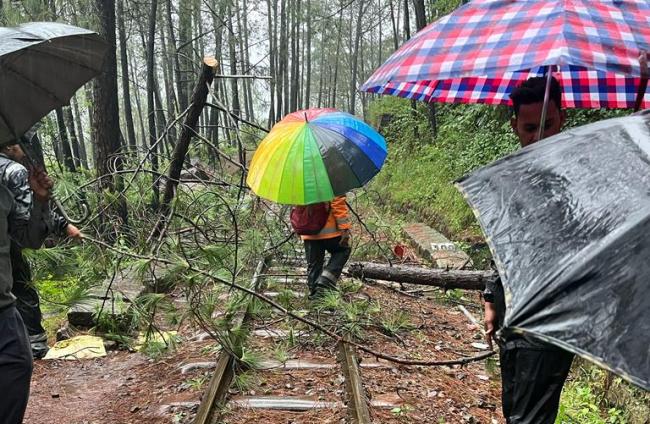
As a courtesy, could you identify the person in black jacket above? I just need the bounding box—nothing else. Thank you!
[0,153,55,423]
[484,76,574,424]
[1,141,81,359]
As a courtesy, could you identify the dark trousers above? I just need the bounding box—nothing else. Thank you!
[500,340,574,424]
[11,247,46,338]
[304,236,351,295]
[0,306,33,424]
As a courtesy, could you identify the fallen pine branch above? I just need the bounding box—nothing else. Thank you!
[83,236,495,367]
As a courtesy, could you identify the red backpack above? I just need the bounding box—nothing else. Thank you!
[290,202,330,235]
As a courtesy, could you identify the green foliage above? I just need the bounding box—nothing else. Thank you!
[367,98,517,240]
[139,333,181,359]
[233,370,257,392]
[184,375,209,391]
[367,96,638,249]
[239,346,264,370]
[273,342,291,364]
[390,404,414,417]
[380,310,414,336]
[556,366,628,424]
[35,275,87,314]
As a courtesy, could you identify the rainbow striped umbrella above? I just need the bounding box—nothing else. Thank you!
[247,108,387,205]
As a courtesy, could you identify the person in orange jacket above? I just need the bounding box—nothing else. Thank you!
[301,195,352,299]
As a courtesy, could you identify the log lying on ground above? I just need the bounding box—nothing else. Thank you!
[347,262,495,291]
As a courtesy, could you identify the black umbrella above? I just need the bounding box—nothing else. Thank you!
[0,22,108,144]
[457,112,650,391]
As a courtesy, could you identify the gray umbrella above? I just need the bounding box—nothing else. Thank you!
[456,112,650,390]
[0,22,108,144]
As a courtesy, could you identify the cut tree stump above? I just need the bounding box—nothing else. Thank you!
[347,262,495,291]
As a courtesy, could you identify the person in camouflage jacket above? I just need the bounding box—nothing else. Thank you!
[0,147,56,423]
[0,141,81,359]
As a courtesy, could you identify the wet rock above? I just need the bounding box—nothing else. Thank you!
[442,366,455,376]
[179,361,216,374]
[103,340,118,350]
[462,413,478,423]
[477,399,497,410]
[56,327,71,341]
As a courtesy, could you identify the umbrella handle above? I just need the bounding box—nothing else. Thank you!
[52,195,90,225]
[634,50,649,112]
[17,138,91,225]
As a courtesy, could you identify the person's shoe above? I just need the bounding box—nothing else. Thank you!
[29,333,49,359]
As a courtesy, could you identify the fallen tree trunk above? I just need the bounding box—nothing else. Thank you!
[347,262,495,291]
[150,57,218,240]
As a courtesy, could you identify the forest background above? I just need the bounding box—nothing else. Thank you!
[0,0,648,422]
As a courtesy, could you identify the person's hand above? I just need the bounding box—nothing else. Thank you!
[339,229,351,247]
[66,224,83,239]
[484,301,498,350]
[28,167,53,202]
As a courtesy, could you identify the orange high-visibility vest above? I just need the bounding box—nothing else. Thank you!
[301,195,351,241]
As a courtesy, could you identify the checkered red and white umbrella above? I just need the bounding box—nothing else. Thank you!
[361,0,650,109]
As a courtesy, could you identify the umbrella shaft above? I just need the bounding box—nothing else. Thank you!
[537,66,555,141]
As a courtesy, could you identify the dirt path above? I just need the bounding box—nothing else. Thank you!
[26,281,502,424]
[26,330,216,424]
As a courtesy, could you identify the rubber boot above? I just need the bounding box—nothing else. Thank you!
[309,274,337,301]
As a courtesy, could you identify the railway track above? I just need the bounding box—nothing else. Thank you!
[189,245,500,423]
[193,248,379,423]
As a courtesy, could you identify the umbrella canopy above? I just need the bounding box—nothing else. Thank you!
[456,112,650,390]
[247,109,387,205]
[0,22,108,144]
[361,0,650,109]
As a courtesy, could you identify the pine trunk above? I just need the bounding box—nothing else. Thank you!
[178,0,192,111]
[276,0,286,121]
[91,0,126,223]
[350,0,366,115]
[228,2,241,119]
[281,0,289,116]
[266,0,277,126]
[146,0,160,207]
[63,106,82,169]
[241,0,255,121]
[389,0,399,50]
[130,53,147,152]
[71,95,88,168]
[55,108,76,172]
[235,1,251,120]
[331,4,344,108]
[304,0,312,108]
[116,0,137,153]
[159,19,178,143]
